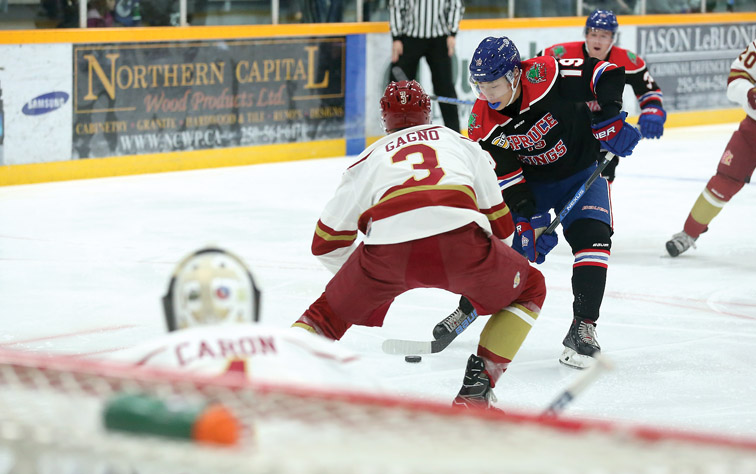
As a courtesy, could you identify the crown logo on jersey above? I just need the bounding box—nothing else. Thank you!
[525,63,546,84]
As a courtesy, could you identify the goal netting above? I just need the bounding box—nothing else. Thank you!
[0,349,754,474]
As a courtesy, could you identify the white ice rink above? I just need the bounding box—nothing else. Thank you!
[1,123,755,441]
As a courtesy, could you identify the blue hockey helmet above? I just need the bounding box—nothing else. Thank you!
[585,10,618,36]
[469,36,521,84]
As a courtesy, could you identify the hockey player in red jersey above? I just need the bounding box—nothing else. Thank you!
[666,40,756,257]
[541,9,665,183]
[454,36,641,369]
[293,80,549,409]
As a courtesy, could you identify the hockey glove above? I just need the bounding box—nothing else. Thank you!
[515,214,558,264]
[591,112,642,157]
[748,87,756,110]
[638,106,666,139]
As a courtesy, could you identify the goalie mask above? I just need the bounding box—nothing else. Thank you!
[380,80,432,133]
[162,248,261,332]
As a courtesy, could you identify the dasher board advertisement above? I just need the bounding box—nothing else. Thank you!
[638,23,756,111]
[73,37,346,159]
[0,44,72,166]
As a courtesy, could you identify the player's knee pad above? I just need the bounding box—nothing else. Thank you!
[564,219,612,255]
[706,173,745,203]
[517,267,546,310]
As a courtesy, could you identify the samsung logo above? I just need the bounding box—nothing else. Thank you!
[22,92,69,116]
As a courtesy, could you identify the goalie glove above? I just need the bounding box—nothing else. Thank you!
[591,112,642,157]
[638,106,666,139]
[515,214,558,264]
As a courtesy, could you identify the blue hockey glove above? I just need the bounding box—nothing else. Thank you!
[591,112,642,157]
[515,214,558,264]
[638,106,666,139]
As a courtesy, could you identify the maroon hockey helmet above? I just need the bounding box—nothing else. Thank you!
[380,80,432,132]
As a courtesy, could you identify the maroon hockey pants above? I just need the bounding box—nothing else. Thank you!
[301,223,546,340]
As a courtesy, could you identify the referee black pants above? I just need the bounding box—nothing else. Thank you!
[390,36,460,133]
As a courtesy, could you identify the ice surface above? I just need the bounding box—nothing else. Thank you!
[0,123,754,439]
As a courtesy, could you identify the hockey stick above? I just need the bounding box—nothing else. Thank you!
[541,353,613,416]
[381,307,479,355]
[542,151,615,235]
[390,66,475,106]
[413,152,617,351]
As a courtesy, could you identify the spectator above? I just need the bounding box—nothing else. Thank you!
[112,0,140,26]
[87,0,115,27]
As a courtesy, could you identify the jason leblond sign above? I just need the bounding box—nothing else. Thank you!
[73,37,346,159]
[638,23,756,111]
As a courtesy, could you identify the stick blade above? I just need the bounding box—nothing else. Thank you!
[381,338,433,355]
[381,330,458,355]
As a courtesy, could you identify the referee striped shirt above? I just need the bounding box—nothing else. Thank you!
[389,0,464,39]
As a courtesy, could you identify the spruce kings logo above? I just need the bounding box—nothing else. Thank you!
[627,51,639,65]
[552,45,566,58]
[525,63,546,84]
[467,112,481,136]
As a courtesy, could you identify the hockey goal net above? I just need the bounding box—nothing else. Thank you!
[0,349,754,474]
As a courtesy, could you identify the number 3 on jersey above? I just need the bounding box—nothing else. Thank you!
[391,144,445,187]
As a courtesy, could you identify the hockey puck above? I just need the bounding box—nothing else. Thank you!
[405,355,422,363]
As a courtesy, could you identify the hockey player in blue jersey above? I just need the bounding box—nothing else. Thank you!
[438,36,640,369]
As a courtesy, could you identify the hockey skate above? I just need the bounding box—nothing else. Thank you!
[433,296,475,340]
[559,318,601,370]
[666,231,697,257]
[452,354,497,409]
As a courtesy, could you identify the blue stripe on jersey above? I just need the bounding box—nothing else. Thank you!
[591,62,613,96]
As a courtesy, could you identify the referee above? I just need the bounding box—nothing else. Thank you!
[388,0,464,132]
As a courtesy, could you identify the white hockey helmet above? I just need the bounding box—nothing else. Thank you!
[162,247,261,331]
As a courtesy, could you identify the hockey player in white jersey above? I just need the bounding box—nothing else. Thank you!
[293,80,549,409]
[106,247,377,392]
[666,39,756,256]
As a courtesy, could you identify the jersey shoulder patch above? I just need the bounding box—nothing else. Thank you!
[543,41,584,60]
[468,100,510,141]
[609,46,646,72]
[520,56,558,107]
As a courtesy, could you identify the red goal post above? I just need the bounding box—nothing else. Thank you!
[0,349,754,474]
